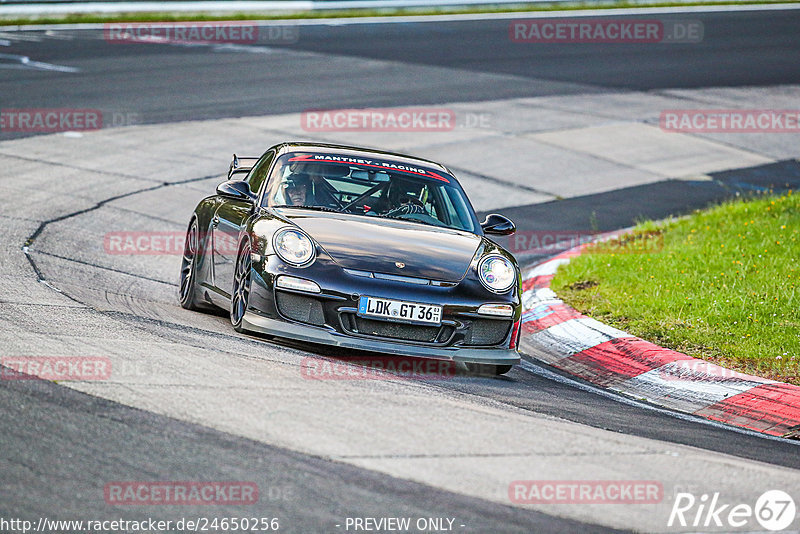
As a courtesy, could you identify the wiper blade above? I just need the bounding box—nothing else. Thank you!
[272,205,341,213]
[373,212,450,229]
[374,213,433,225]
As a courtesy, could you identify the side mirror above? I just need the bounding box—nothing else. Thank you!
[481,213,515,236]
[216,180,254,202]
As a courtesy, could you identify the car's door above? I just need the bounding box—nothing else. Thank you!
[211,150,276,299]
[210,200,251,299]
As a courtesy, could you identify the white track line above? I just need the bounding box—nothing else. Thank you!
[0,31,43,41]
[0,53,79,72]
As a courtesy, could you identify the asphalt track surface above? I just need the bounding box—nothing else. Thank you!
[1,8,800,533]
[2,9,800,136]
[1,375,591,533]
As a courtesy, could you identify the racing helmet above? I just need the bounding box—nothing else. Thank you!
[284,172,312,190]
[387,176,423,204]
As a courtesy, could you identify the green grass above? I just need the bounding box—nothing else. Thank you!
[551,191,800,385]
[1,0,797,26]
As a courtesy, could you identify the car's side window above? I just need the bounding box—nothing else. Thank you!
[263,161,293,206]
[246,150,275,197]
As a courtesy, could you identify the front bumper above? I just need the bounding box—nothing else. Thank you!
[242,311,520,365]
[243,251,522,366]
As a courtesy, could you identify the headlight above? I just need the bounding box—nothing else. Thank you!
[273,228,315,267]
[477,255,516,293]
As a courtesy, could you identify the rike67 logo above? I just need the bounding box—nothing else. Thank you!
[669,490,796,531]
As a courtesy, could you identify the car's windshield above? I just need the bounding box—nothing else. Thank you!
[262,152,477,232]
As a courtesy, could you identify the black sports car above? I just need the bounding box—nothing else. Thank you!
[179,142,521,375]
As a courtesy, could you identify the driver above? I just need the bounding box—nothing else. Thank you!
[383,178,427,217]
[284,173,314,206]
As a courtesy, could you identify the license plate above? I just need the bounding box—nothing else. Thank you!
[358,296,442,325]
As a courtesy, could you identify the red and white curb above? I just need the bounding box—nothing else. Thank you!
[518,248,800,438]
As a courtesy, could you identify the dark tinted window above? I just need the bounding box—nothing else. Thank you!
[263,152,476,232]
[246,150,275,196]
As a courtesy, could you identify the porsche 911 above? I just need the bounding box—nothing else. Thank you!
[179,142,521,375]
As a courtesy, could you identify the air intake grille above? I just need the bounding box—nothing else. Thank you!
[276,291,325,326]
[463,319,511,346]
[353,317,440,342]
[340,313,453,344]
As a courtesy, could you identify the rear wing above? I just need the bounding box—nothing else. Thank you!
[228,154,260,180]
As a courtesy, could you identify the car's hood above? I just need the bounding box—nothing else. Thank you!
[273,209,481,282]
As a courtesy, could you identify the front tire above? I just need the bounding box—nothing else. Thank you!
[231,239,253,333]
[179,219,207,311]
